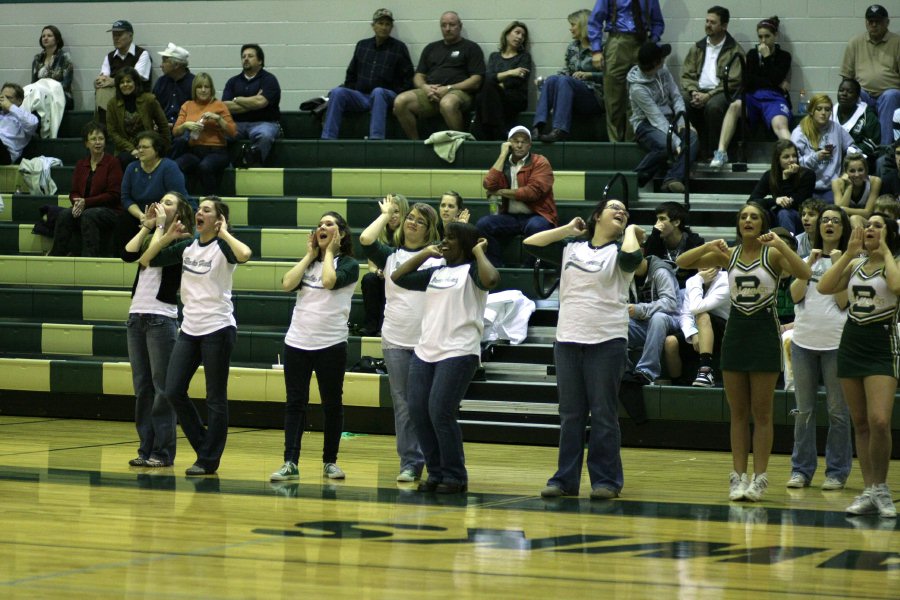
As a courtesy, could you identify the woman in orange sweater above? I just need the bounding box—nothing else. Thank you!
[173,73,236,195]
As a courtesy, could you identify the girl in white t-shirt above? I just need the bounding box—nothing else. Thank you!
[270,212,359,483]
[392,222,500,494]
[524,199,643,500]
[360,198,442,482]
[140,197,252,476]
[122,191,194,468]
[787,206,852,490]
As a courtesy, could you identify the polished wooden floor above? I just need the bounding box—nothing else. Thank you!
[0,416,897,599]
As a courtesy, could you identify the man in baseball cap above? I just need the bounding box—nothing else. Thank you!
[94,19,152,118]
[840,5,900,145]
[154,43,195,129]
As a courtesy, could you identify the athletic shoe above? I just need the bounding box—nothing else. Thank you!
[128,457,148,466]
[872,484,897,518]
[821,476,845,490]
[845,488,878,515]
[692,367,715,387]
[786,473,809,488]
[540,485,569,498]
[729,472,749,501]
[185,463,216,476]
[323,462,346,479]
[270,461,299,482]
[396,468,419,483]
[710,150,728,169]
[744,473,769,502]
[590,486,619,500]
[145,458,171,468]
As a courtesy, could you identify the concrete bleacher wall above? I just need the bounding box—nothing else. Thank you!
[0,0,870,115]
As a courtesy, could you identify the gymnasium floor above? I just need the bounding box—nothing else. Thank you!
[0,416,896,598]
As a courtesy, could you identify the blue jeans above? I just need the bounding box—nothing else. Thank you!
[235,121,280,162]
[383,346,425,474]
[634,121,698,184]
[550,339,627,494]
[533,75,602,133]
[163,325,236,472]
[322,86,397,140]
[407,353,478,485]
[476,212,554,267]
[126,313,178,464]
[176,146,230,195]
[789,342,852,482]
[283,342,346,465]
[627,312,680,381]
[771,207,802,235]
[860,88,900,147]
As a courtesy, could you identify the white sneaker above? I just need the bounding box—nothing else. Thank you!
[821,476,845,490]
[710,150,728,169]
[786,473,809,488]
[270,461,299,482]
[396,468,419,482]
[744,473,769,502]
[729,471,749,501]
[323,462,346,479]
[845,488,878,515]
[872,484,897,518]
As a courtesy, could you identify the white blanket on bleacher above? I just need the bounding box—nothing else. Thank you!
[23,79,65,139]
[482,290,535,345]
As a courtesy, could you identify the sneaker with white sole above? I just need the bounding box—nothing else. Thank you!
[710,150,728,169]
[692,367,715,387]
[729,471,749,501]
[845,487,877,515]
[821,476,845,490]
[872,484,897,518]
[744,473,769,502]
[786,473,809,488]
[396,468,419,482]
[323,462,346,479]
[270,461,299,481]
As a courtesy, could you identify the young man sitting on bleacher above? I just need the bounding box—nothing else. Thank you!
[625,254,680,386]
[477,126,557,267]
[0,83,39,165]
[670,266,730,387]
[642,201,704,289]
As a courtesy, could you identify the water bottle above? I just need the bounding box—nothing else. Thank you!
[488,195,500,215]
[190,117,206,140]
[798,90,807,116]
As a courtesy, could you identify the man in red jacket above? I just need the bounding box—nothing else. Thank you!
[477,125,557,267]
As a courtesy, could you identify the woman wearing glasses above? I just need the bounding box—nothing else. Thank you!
[360,198,442,482]
[677,202,811,502]
[818,213,900,518]
[787,206,852,491]
[524,199,643,500]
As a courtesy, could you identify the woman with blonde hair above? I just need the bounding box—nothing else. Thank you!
[790,94,855,202]
[360,193,409,336]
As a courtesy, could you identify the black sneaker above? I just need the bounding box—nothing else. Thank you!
[693,367,715,387]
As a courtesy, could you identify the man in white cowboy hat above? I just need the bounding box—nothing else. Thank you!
[153,43,195,130]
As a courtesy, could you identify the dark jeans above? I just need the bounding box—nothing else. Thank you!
[549,339,627,494]
[126,313,178,464]
[360,272,386,333]
[476,212,554,267]
[162,325,236,472]
[283,342,347,465]
[176,146,229,195]
[634,121,698,184]
[50,206,119,257]
[684,91,729,159]
[407,353,479,486]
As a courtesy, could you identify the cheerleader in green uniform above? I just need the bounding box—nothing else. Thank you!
[817,214,900,518]
[678,202,811,502]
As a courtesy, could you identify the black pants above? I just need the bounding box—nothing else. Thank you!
[473,77,527,141]
[360,272,386,334]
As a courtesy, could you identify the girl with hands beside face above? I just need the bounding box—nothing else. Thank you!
[390,223,499,494]
[832,153,882,229]
[816,213,900,517]
[358,194,409,335]
[138,197,250,476]
[523,199,643,500]
[677,202,810,503]
[271,212,359,484]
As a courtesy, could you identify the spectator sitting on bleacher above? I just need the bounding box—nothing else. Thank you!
[321,8,414,141]
[472,21,533,141]
[628,42,698,194]
[642,201,704,288]
[840,4,900,152]
[49,122,123,257]
[673,266,729,387]
[223,44,281,166]
[360,193,409,336]
[833,152,882,229]
[153,44,194,132]
[680,6,745,164]
[0,83,39,165]
[790,94,856,202]
[710,16,792,169]
[106,67,171,172]
[173,73,236,195]
[32,25,74,110]
[795,197,826,257]
[625,254,680,386]
[879,141,900,199]
[94,20,152,121]
[437,190,470,237]
[835,78,881,172]
[531,9,603,144]
[749,139,815,235]
[392,11,485,141]
[873,194,900,223]
[477,126,557,267]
